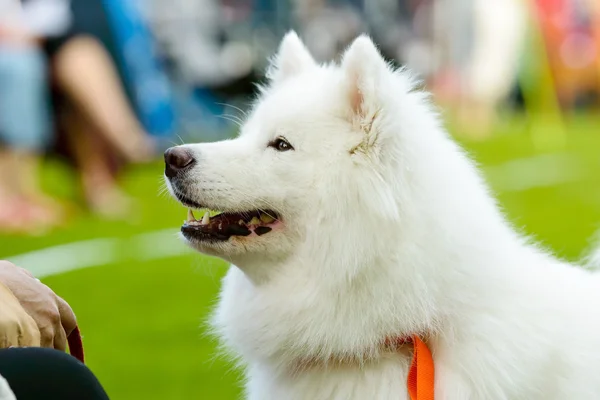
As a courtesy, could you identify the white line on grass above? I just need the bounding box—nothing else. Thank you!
[4,152,586,279]
[484,153,584,192]
[6,229,192,279]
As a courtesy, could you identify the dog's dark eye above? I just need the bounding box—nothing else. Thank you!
[268,137,294,152]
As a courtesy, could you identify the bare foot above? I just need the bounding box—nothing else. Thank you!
[0,198,62,235]
[86,185,133,219]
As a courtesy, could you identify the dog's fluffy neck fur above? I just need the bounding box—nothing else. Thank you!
[208,33,600,399]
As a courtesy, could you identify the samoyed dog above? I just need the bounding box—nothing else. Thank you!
[164,32,600,399]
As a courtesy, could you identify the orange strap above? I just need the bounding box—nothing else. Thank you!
[406,335,435,400]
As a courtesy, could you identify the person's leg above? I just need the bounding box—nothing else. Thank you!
[0,149,63,233]
[0,45,60,232]
[0,347,108,400]
[51,35,154,163]
[61,103,131,218]
[0,45,52,157]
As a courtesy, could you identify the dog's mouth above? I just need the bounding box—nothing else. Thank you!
[181,208,280,242]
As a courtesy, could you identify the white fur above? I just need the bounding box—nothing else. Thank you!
[166,32,600,399]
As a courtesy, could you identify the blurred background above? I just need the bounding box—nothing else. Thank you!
[0,0,599,398]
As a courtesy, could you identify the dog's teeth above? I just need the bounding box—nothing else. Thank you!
[202,212,210,225]
[260,213,275,224]
[187,209,196,223]
[248,217,261,225]
[238,219,245,225]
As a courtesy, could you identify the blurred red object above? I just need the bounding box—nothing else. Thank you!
[534,0,599,107]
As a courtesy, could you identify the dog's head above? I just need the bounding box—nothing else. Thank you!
[165,32,446,277]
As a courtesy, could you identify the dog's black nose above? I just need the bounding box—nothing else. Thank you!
[164,147,195,178]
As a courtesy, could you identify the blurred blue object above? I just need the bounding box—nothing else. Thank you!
[170,82,235,144]
[0,45,52,152]
[102,0,176,140]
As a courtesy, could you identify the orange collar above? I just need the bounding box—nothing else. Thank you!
[292,335,435,400]
[405,335,435,400]
[385,335,435,400]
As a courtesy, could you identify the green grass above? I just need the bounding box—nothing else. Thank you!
[1,115,599,399]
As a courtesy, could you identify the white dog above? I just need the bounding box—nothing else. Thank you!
[164,32,600,400]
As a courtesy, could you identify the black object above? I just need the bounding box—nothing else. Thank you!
[0,347,109,400]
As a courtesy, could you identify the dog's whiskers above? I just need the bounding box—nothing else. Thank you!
[216,114,243,128]
[217,102,248,119]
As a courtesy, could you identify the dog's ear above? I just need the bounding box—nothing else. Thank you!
[266,31,316,84]
[341,36,388,124]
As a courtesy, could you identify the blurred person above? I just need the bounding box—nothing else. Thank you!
[534,0,600,110]
[0,260,109,399]
[0,0,71,233]
[458,0,527,136]
[146,0,258,119]
[39,0,156,217]
[1,0,156,223]
[432,0,526,137]
[426,0,526,137]
[147,0,253,88]
[428,0,474,106]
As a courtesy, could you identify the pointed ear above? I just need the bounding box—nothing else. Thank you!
[341,36,388,120]
[266,31,316,83]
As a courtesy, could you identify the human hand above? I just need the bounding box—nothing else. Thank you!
[0,261,77,350]
[0,281,40,348]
